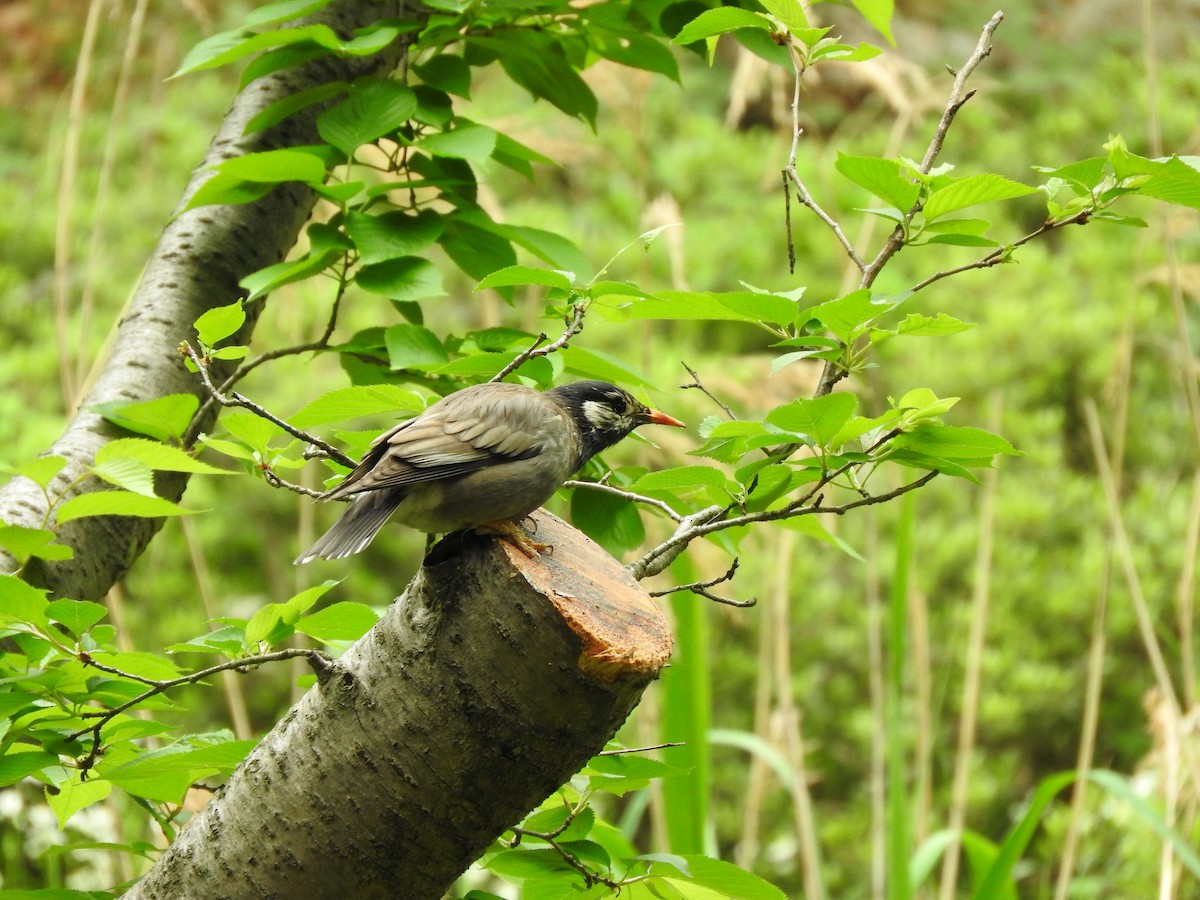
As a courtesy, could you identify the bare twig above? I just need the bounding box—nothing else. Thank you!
[908,209,1091,295]
[71,648,332,772]
[511,795,623,890]
[628,467,937,581]
[182,342,355,469]
[649,559,757,607]
[184,261,351,447]
[491,302,587,383]
[680,361,737,420]
[860,11,1005,286]
[598,742,685,756]
[563,479,684,522]
[263,468,326,498]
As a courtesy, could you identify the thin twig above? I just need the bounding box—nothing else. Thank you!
[629,469,937,581]
[649,559,756,607]
[680,361,737,420]
[598,742,685,756]
[70,648,332,772]
[183,342,355,468]
[562,479,684,522]
[908,209,1091,295]
[491,302,587,383]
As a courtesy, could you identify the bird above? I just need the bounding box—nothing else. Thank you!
[294,380,685,563]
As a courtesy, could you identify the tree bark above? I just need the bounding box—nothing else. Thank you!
[126,511,673,899]
[0,0,417,601]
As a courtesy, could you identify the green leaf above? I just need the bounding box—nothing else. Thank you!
[221,411,283,453]
[89,650,181,680]
[923,174,1037,220]
[96,438,230,475]
[241,250,341,302]
[243,0,337,29]
[214,149,327,184]
[290,385,426,428]
[296,602,379,642]
[46,599,108,635]
[318,80,417,156]
[91,394,200,443]
[756,0,807,32]
[560,346,652,386]
[2,455,68,488]
[589,29,681,82]
[570,487,645,555]
[657,854,788,900]
[0,750,59,788]
[604,290,798,326]
[385,324,450,370]
[194,302,245,346]
[102,737,256,802]
[765,393,858,445]
[356,256,445,301]
[414,54,472,97]
[850,0,895,45]
[418,123,497,161]
[0,525,73,562]
[474,31,598,124]
[56,491,195,523]
[244,81,348,134]
[476,265,574,292]
[808,289,906,342]
[835,154,918,211]
[47,771,111,828]
[672,8,773,44]
[439,218,518,284]
[90,458,155,497]
[343,209,444,265]
[628,466,730,494]
[894,424,1020,460]
[0,573,50,628]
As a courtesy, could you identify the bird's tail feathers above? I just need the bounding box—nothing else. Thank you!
[294,493,399,564]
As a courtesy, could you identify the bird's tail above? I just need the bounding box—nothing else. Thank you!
[294,493,399,564]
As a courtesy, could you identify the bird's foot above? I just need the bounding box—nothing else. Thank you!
[474,519,552,558]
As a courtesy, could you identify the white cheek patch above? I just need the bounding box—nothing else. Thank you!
[582,400,626,430]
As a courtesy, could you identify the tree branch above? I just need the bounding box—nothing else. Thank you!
[491,301,587,383]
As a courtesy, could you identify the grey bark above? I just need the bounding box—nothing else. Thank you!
[0,0,416,600]
[126,512,673,899]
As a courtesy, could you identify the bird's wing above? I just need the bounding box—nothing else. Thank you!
[323,385,562,498]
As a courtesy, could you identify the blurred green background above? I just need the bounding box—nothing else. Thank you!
[2,0,1199,895]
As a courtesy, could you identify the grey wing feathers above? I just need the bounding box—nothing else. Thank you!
[321,386,551,500]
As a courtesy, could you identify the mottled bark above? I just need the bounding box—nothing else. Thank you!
[127,511,673,899]
[0,0,416,600]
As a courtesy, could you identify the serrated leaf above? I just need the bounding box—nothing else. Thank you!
[290,385,426,428]
[627,466,730,493]
[476,265,574,292]
[610,290,798,326]
[835,154,918,211]
[96,439,230,475]
[356,256,445,301]
[414,54,472,97]
[318,80,417,156]
[418,123,497,160]
[214,149,327,184]
[296,602,379,642]
[660,854,789,900]
[0,750,59,788]
[385,324,450,370]
[923,174,1037,220]
[194,300,246,346]
[756,0,807,32]
[2,455,68,488]
[0,525,73,562]
[221,411,283,452]
[0,573,50,628]
[56,491,195,523]
[765,393,858,446]
[894,425,1020,459]
[343,209,443,266]
[241,250,342,302]
[672,8,773,44]
[90,458,156,497]
[47,771,111,828]
[88,650,181,681]
[91,394,200,443]
[850,0,895,44]
[46,599,108,635]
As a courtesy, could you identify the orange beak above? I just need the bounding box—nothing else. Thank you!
[645,409,685,428]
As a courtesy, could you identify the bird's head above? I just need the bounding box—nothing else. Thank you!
[548,380,684,465]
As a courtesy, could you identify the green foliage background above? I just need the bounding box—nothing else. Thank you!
[2,0,1199,896]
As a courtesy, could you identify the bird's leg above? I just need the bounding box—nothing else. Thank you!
[474,519,552,558]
